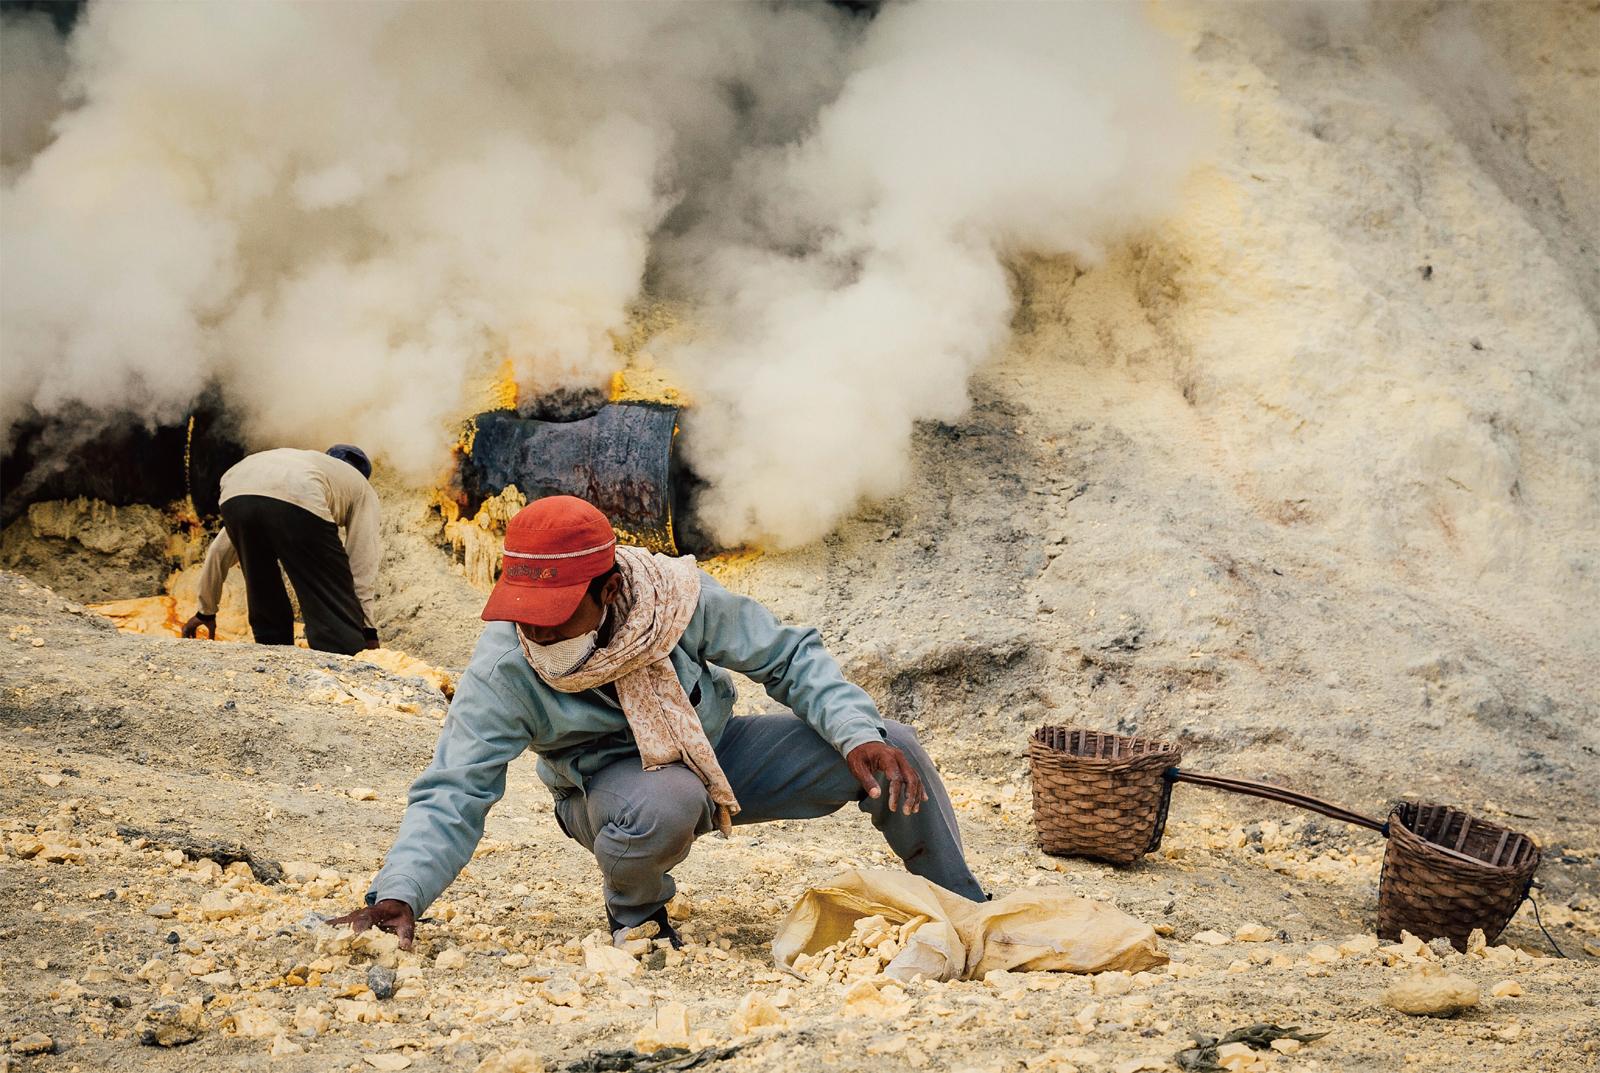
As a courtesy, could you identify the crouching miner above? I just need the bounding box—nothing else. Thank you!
[333,495,984,948]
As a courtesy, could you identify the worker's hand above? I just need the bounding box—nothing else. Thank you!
[846,740,927,815]
[181,613,217,640]
[329,899,415,950]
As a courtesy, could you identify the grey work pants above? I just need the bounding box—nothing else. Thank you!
[553,715,986,927]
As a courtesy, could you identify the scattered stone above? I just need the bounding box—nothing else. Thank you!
[839,978,911,1019]
[270,1034,305,1057]
[475,1049,545,1073]
[1338,935,1379,957]
[229,1007,282,1039]
[199,890,240,920]
[145,903,175,919]
[1490,980,1522,998]
[11,1033,54,1056]
[1305,945,1340,964]
[1233,924,1275,943]
[584,941,641,977]
[539,976,582,1007]
[435,947,467,971]
[363,1055,412,1071]
[1270,1038,1302,1055]
[367,963,398,1000]
[349,787,379,801]
[200,969,237,989]
[1191,930,1231,946]
[9,836,45,860]
[1113,1059,1166,1073]
[730,992,788,1034]
[634,1002,693,1053]
[1091,971,1133,997]
[115,825,284,884]
[137,998,206,1046]
[36,772,63,788]
[1384,971,1480,1017]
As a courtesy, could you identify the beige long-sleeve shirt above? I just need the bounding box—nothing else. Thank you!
[196,448,381,626]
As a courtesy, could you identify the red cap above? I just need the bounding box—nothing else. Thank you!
[481,496,617,626]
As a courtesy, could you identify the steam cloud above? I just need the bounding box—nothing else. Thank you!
[1,2,1192,547]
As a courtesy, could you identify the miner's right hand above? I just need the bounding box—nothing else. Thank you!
[329,899,416,950]
[181,613,217,639]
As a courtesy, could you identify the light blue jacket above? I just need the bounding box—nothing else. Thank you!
[366,572,886,914]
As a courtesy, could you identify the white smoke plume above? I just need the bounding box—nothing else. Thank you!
[661,3,1196,546]
[0,10,68,176]
[1,2,1192,545]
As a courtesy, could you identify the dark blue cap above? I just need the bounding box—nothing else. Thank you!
[326,444,372,480]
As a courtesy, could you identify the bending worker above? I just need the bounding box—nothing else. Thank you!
[182,445,381,655]
[333,495,985,948]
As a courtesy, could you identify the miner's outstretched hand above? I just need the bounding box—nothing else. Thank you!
[181,613,216,640]
[846,741,927,815]
[329,899,415,950]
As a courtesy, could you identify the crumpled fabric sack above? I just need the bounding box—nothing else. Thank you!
[773,869,1166,982]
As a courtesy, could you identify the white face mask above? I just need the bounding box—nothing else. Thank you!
[522,607,607,679]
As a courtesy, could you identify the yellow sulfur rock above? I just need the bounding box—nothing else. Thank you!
[839,978,910,1019]
[635,1002,693,1053]
[1490,980,1522,998]
[475,1050,546,1073]
[1338,934,1379,956]
[228,1007,281,1039]
[270,1033,304,1057]
[1305,945,1339,964]
[1113,1059,1168,1073]
[1091,971,1132,997]
[199,891,241,920]
[1191,930,1231,946]
[333,999,383,1023]
[583,942,640,977]
[539,977,582,1007]
[1269,1038,1301,1055]
[1383,970,1479,1016]
[730,992,788,1034]
[363,1055,412,1071]
[1234,924,1274,943]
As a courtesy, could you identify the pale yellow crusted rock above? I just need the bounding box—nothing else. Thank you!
[475,1050,545,1073]
[583,941,640,977]
[1383,970,1479,1016]
[362,1055,412,1071]
[634,1002,693,1053]
[730,992,788,1034]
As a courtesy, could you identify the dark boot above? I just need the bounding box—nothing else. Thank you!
[606,904,683,949]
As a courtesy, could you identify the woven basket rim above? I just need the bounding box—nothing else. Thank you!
[1387,800,1540,876]
[1030,725,1180,760]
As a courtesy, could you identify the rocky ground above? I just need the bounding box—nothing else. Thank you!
[2,564,1598,1073]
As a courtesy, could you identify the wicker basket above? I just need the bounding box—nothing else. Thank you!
[1029,727,1181,865]
[1377,801,1541,950]
[1029,725,1544,951]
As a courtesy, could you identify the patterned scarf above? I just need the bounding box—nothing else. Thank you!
[518,545,739,835]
